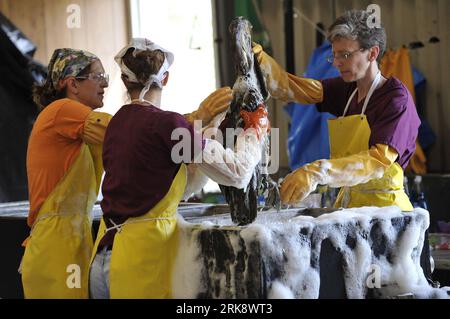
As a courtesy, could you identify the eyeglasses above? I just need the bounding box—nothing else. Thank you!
[76,72,109,84]
[326,48,365,63]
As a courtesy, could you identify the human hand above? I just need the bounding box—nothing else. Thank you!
[196,87,233,124]
[280,164,322,205]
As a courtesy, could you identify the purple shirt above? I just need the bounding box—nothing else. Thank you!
[317,76,420,168]
[99,104,203,247]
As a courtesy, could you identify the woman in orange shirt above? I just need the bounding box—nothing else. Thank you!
[21,48,112,298]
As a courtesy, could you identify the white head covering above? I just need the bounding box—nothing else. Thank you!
[114,38,174,101]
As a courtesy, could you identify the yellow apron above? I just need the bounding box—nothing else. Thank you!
[90,163,187,299]
[327,72,413,211]
[21,143,104,298]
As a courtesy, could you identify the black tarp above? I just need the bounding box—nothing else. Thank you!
[0,11,46,202]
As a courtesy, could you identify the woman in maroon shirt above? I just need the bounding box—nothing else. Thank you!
[89,38,269,298]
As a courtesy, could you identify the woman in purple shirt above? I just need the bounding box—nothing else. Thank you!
[253,10,420,210]
[89,38,269,298]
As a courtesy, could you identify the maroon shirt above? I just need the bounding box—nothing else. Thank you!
[317,76,420,169]
[99,103,203,248]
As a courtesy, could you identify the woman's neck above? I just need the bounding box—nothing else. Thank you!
[356,63,383,102]
[129,89,162,108]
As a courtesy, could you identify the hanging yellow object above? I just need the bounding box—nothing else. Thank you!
[381,48,426,174]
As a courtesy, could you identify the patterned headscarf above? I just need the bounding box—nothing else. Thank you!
[48,48,99,90]
[114,38,174,101]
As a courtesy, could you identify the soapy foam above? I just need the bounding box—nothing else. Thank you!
[173,207,447,299]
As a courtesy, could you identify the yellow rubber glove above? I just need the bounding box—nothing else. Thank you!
[280,144,398,204]
[252,43,323,104]
[185,87,233,125]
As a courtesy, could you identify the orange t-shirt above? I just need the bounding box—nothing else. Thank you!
[26,98,92,227]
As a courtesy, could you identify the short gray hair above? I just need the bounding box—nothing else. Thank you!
[328,10,387,63]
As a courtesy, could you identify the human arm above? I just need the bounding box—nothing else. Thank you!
[82,111,112,145]
[54,100,111,145]
[184,87,233,126]
[183,106,269,191]
[280,144,398,204]
[252,43,323,104]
